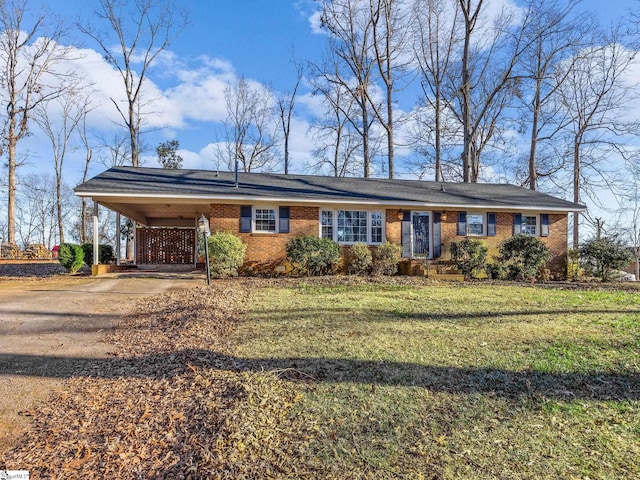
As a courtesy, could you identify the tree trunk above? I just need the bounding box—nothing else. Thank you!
[56,175,64,244]
[434,86,442,182]
[572,139,580,249]
[386,83,394,179]
[7,136,16,244]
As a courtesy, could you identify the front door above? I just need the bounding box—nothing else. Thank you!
[412,212,430,258]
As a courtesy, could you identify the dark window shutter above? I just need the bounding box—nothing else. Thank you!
[457,212,467,236]
[279,207,290,233]
[433,212,442,258]
[487,212,497,237]
[541,214,550,237]
[401,212,411,258]
[513,213,522,235]
[240,206,252,233]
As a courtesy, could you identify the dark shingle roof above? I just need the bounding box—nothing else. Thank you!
[75,166,585,212]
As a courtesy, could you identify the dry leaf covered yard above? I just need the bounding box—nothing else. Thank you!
[1,278,639,479]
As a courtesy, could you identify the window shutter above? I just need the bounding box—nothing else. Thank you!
[240,206,252,233]
[401,211,411,258]
[457,212,467,236]
[513,213,522,235]
[487,212,497,237]
[433,212,442,258]
[279,207,290,233]
[541,214,550,237]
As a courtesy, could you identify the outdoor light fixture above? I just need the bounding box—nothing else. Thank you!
[198,214,211,285]
[440,211,448,221]
[397,211,404,221]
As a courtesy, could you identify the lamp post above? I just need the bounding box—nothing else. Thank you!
[198,214,211,285]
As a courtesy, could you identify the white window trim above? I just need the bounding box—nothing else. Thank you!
[252,205,279,233]
[465,212,486,236]
[319,208,385,245]
[521,214,538,236]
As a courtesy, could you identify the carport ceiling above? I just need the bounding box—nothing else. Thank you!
[95,196,211,226]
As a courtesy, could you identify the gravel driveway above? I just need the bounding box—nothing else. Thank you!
[0,273,201,452]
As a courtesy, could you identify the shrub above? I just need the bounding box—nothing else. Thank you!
[58,243,84,273]
[372,241,401,276]
[349,243,372,275]
[286,235,341,276]
[485,261,506,280]
[579,236,633,282]
[81,243,115,265]
[498,234,550,281]
[567,248,582,281]
[207,232,247,278]
[450,238,488,279]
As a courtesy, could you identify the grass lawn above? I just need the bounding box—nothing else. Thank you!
[233,281,640,479]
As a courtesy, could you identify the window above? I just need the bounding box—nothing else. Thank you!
[321,209,384,244]
[521,215,537,235]
[457,211,496,236]
[321,210,333,239]
[466,213,484,235]
[254,208,276,232]
[338,210,367,243]
[371,212,383,243]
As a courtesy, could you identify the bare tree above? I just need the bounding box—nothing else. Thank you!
[518,0,593,191]
[367,0,411,178]
[34,84,92,244]
[277,56,303,174]
[220,76,280,173]
[309,76,363,177]
[453,0,530,182]
[78,110,94,244]
[554,27,638,248]
[0,0,72,245]
[318,0,378,177]
[16,172,71,249]
[79,0,187,167]
[411,0,461,181]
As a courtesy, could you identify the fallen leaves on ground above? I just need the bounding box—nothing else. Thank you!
[0,282,319,479]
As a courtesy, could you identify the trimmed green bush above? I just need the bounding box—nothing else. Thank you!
[207,232,247,278]
[349,243,372,275]
[485,262,506,280]
[579,236,633,282]
[286,235,341,276]
[58,243,84,273]
[372,241,401,276]
[81,243,115,265]
[498,234,550,281]
[450,238,488,279]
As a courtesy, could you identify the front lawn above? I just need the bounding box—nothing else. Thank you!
[236,281,640,479]
[3,279,638,479]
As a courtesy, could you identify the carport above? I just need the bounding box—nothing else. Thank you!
[74,171,213,271]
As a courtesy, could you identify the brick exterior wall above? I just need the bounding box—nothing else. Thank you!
[207,204,569,277]
[438,211,568,278]
[209,204,319,267]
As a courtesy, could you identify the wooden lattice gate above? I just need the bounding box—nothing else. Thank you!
[136,227,196,265]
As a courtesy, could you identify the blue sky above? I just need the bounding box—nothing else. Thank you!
[12,0,640,186]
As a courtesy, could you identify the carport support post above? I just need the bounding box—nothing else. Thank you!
[93,202,99,267]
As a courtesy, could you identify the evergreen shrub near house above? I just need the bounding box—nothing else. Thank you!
[286,235,341,276]
[58,243,84,273]
[579,236,633,282]
[450,238,488,279]
[372,241,401,276]
[81,243,115,265]
[485,261,506,280]
[349,243,372,275]
[207,232,247,278]
[498,234,550,281]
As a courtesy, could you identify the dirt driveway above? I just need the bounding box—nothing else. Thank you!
[0,273,201,452]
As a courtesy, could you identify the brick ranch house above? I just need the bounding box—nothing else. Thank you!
[74,166,586,277]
